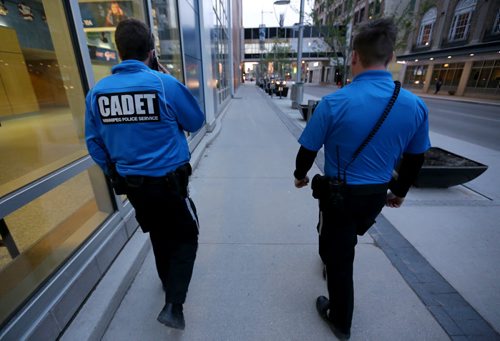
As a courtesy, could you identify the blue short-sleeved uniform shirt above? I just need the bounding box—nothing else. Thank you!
[85,60,205,177]
[298,70,431,185]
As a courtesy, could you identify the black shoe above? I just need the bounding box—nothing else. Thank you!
[157,303,185,330]
[316,296,351,340]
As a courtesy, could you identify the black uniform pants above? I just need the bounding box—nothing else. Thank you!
[318,191,386,333]
[126,181,199,305]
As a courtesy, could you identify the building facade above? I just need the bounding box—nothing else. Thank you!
[308,0,410,84]
[312,0,415,84]
[398,0,500,99]
[0,0,240,338]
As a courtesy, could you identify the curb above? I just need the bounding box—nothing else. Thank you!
[60,230,150,341]
[412,93,500,107]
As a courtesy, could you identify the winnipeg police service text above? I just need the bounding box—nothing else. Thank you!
[97,91,160,124]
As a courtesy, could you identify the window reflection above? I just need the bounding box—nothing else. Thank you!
[151,0,183,81]
[211,0,230,112]
[78,0,146,82]
[0,1,87,198]
[0,165,113,325]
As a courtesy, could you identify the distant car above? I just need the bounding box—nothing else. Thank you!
[276,80,287,88]
[274,79,289,97]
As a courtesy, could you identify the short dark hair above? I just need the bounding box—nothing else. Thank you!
[352,18,397,67]
[115,18,154,61]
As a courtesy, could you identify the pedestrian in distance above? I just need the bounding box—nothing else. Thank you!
[293,18,430,340]
[270,80,276,98]
[434,77,443,94]
[85,18,205,330]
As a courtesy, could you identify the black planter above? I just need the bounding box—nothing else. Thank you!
[413,147,488,188]
[299,104,308,120]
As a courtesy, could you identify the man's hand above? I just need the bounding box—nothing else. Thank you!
[386,191,405,208]
[294,176,309,188]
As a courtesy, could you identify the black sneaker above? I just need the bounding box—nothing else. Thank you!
[157,303,185,330]
[316,296,351,340]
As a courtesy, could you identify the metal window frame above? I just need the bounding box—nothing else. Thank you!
[493,9,500,34]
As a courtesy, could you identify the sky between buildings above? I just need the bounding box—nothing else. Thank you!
[242,0,314,28]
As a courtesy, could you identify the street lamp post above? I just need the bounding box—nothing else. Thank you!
[271,0,305,108]
[296,0,304,84]
[294,0,305,108]
[259,10,273,83]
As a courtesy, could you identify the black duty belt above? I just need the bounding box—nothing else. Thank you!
[126,175,169,185]
[343,183,388,196]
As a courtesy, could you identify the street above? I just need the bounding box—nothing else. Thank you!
[303,84,500,151]
[422,98,500,151]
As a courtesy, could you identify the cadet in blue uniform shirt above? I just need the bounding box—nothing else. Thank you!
[85,18,204,330]
[294,18,430,339]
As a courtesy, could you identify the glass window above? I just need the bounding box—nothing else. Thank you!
[252,28,259,40]
[468,69,480,87]
[269,27,277,39]
[150,0,183,81]
[431,62,464,87]
[0,1,88,198]
[375,0,382,15]
[487,65,500,89]
[277,27,286,39]
[448,0,476,41]
[0,166,113,325]
[475,67,490,88]
[418,24,433,46]
[417,7,436,46]
[210,0,230,111]
[467,60,500,91]
[493,9,500,34]
[77,0,146,82]
[359,7,365,23]
[404,65,427,88]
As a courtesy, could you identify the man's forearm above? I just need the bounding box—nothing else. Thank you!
[294,146,318,180]
[389,152,425,197]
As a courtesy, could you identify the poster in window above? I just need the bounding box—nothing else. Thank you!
[18,1,34,21]
[80,1,133,28]
[0,0,8,16]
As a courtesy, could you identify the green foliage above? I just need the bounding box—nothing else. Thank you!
[419,0,436,16]
[262,39,292,78]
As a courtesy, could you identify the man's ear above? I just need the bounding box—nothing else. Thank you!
[385,51,395,66]
[145,49,154,64]
[351,50,358,65]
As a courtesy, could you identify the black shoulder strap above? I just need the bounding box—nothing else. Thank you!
[342,81,401,180]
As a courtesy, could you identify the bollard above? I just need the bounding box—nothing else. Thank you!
[291,82,304,109]
[306,100,318,121]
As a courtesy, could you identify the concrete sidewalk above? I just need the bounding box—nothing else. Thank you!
[63,83,498,340]
[267,85,500,339]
